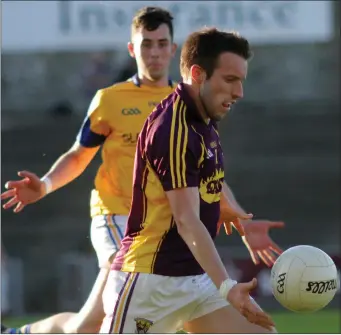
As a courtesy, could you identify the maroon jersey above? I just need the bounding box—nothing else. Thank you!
[112,83,224,276]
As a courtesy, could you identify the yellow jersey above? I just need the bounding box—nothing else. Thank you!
[77,75,176,217]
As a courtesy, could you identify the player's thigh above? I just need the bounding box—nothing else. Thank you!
[91,214,127,268]
[184,303,277,334]
[100,271,198,334]
[64,267,112,333]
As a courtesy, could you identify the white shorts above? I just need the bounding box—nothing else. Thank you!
[100,270,229,333]
[90,215,128,268]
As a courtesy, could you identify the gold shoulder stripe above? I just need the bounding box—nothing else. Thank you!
[170,97,189,189]
[169,96,180,188]
[180,103,188,187]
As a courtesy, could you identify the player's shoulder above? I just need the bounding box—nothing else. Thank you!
[99,80,137,96]
[146,90,193,144]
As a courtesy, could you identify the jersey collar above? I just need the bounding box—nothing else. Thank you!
[175,82,207,125]
[131,74,174,88]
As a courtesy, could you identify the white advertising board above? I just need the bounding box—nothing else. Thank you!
[1,1,334,53]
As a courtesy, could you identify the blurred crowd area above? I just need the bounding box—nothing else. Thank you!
[1,1,340,315]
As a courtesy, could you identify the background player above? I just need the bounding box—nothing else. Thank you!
[100,28,277,334]
[1,7,178,334]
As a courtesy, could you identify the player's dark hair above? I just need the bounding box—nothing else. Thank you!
[131,7,174,40]
[180,28,253,79]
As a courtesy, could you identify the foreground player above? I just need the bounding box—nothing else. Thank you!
[1,7,178,334]
[100,28,277,334]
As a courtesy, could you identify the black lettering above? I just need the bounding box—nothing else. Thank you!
[306,281,313,292]
[318,282,326,294]
[306,280,337,294]
[276,272,286,294]
[330,279,336,290]
[312,283,319,294]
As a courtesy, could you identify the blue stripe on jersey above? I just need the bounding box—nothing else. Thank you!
[76,117,106,147]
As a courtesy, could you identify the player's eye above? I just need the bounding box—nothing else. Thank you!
[159,42,169,48]
[224,76,241,83]
[142,42,152,48]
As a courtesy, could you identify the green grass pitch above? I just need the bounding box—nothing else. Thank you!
[3,309,340,333]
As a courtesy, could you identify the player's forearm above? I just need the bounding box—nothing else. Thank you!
[177,218,230,289]
[42,151,89,193]
[222,181,247,215]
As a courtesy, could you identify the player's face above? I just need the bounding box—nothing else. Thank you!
[200,52,247,121]
[129,24,176,81]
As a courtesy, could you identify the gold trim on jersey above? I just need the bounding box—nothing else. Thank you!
[170,97,189,188]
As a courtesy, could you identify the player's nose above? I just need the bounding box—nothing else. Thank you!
[232,81,243,100]
[150,46,161,57]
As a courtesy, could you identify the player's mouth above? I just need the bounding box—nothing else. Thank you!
[222,102,231,110]
[222,101,236,111]
[149,63,163,69]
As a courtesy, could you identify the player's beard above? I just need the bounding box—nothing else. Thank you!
[199,85,222,122]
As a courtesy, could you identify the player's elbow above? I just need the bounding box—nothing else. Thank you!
[67,144,98,172]
[173,213,199,240]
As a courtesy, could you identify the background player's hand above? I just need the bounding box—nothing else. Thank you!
[227,278,275,331]
[241,220,284,267]
[1,171,46,213]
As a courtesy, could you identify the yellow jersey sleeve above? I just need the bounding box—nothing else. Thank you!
[76,89,111,147]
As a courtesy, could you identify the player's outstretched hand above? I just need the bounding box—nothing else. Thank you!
[1,171,46,213]
[241,220,284,267]
[227,278,275,331]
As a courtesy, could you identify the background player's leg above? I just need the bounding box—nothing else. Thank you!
[5,215,124,334]
[5,263,112,334]
[184,304,277,334]
[63,266,111,333]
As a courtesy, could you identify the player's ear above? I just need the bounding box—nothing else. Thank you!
[190,65,206,85]
[171,43,178,57]
[127,42,135,58]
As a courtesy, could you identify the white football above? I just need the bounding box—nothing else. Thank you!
[271,245,338,313]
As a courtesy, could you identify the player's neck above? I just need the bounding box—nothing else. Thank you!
[137,73,170,88]
[183,83,210,124]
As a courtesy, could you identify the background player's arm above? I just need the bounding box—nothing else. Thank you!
[40,142,99,194]
[1,90,109,212]
[42,89,109,194]
[166,187,234,289]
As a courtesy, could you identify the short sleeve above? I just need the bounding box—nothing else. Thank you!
[76,90,111,147]
[146,100,200,191]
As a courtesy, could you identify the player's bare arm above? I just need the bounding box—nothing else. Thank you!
[166,186,235,289]
[166,186,274,330]
[1,141,99,213]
